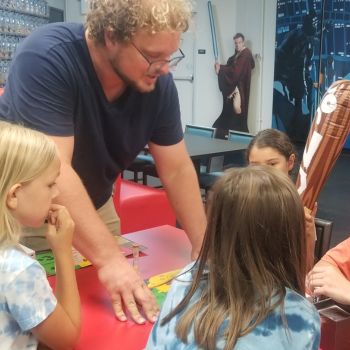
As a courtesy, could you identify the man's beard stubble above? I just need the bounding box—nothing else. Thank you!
[109,58,157,93]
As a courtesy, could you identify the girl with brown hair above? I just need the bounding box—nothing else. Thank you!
[146,166,320,350]
[246,128,317,271]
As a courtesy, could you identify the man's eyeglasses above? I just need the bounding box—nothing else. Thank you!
[131,42,185,75]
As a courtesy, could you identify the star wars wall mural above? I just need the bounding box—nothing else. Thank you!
[273,0,350,148]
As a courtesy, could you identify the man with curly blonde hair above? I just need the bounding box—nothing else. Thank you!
[0,0,206,325]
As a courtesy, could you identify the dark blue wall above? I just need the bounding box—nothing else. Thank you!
[273,0,350,149]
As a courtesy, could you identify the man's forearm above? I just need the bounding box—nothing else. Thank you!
[55,163,123,267]
[160,161,207,251]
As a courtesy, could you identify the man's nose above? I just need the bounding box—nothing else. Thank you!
[157,62,170,75]
[160,63,170,75]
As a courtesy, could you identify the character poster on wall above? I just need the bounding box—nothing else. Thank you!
[273,0,350,148]
[212,33,255,138]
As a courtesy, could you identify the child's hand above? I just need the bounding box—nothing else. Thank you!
[46,204,75,254]
[307,260,350,305]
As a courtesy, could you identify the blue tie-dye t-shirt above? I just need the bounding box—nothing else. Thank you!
[0,246,57,349]
[146,263,320,350]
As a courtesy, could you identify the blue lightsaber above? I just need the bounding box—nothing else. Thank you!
[208,1,219,62]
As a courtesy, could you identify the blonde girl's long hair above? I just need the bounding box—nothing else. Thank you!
[162,166,306,350]
[0,121,57,247]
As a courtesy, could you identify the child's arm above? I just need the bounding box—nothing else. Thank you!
[304,206,317,272]
[321,237,350,279]
[32,205,81,350]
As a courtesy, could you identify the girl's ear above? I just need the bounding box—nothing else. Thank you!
[288,154,296,171]
[6,184,21,210]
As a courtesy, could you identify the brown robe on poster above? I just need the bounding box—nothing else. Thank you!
[213,47,255,134]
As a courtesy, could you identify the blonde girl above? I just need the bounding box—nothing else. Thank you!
[0,121,80,349]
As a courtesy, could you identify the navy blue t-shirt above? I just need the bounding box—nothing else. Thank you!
[0,23,183,208]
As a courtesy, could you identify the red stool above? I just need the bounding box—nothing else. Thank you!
[113,176,176,234]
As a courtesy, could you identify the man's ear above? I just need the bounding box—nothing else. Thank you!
[6,183,21,210]
[104,29,116,48]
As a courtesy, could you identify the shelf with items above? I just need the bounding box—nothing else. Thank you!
[0,6,49,19]
[0,0,48,18]
[0,31,27,38]
[0,34,22,60]
[0,60,11,88]
[0,0,49,87]
[0,9,48,36]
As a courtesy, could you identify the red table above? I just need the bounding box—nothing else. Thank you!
[48,225,191,350]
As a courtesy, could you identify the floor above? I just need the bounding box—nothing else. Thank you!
[125,148,350,249]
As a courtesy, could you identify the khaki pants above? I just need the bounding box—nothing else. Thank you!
[21,197,121,252]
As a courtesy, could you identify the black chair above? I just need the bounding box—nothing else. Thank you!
[184,124,215,138]
[143,124,222,187]
[224,130,253,168]
[200,130,254,191]
[125,152,154,183]
[186,124,224,173]
[228,130,254,144]
[141,162,159,186]
[183,125,226,193]
[314,218,333,262]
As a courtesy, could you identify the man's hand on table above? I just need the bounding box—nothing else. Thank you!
[97,256,160,324]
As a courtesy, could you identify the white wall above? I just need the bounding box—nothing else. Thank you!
[236,0,263,133]
[47,0,65,10]
[192,0,276,134]
[260,0,277,130]
[61,0,277,134]
[192,0,235,127]
[236,0,277,131]
[65,0,85,22]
